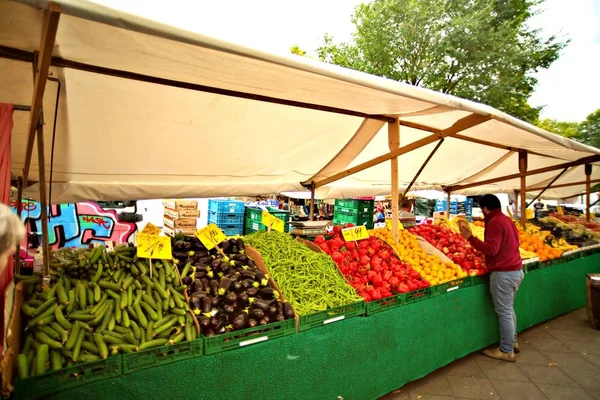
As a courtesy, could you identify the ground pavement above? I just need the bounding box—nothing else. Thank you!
[381,307,600,400]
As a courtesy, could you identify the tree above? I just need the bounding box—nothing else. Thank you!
[316,0,568,123]
[580,109,600,148]
[536,119,581,139]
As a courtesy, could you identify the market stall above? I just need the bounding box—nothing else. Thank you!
[2,1,600,399]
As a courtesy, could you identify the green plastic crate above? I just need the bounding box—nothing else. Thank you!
[332,214,374,230]
[524,261,540,273]
[13,355,122,400]
[334,199,375,210]
[203,318,295,355]
[469,274,490,286]
[244,207,290,233]
[244,216,290,234]
[298,300,365,332]
[365,294,403,315]
[398,287,431,305]
[122,338,204,375]
[430,277,470,296]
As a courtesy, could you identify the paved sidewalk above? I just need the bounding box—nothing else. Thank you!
[381,308,600,400]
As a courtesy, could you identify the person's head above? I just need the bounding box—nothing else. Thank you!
[479,194,501,216]
[0,204,25,274]
[400,199,411,211]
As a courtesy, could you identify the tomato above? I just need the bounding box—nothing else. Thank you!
[319,243,330,254]
[314,235,326,245]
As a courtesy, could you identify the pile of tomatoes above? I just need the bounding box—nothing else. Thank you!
[408,224,488,276]
[315,225,429,302]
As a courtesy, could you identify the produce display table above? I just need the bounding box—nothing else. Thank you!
[20,254,599,400]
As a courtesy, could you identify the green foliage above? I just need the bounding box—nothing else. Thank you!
[536,119,581,139]
[535,108,600,150]
[290,45,307,57]
[580,109,600,148]
[315,0,568,123]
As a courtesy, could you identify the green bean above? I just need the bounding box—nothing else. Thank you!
[245,231,362,316]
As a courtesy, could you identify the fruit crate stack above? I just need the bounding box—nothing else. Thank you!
[333,199,375,229]
[244,206,290,234]
[208,199,245,236]
[163,199,200,236]
[434,199,473,221]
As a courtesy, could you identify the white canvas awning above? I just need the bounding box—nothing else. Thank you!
[1,0,598,203]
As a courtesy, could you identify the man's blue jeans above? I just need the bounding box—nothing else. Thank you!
[490,270,525,353]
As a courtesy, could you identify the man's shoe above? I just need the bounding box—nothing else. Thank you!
[482,347,516,362]
[514,341,520,353]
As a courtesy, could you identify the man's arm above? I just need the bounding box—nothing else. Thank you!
[468,222,503,257]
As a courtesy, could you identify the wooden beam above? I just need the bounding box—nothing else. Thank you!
[519,152,527,228]
[397,120,441,134]
[449,155,600,191]
[400,139,444,202]
[313,113,491,188]
[526,178,600,191]
[309,183,315,222]
[389,120,400,243]
[526,168,569,207]
[14,177,23,275]
[451,133,563,161]
[22,7,60,186]
[0,45,395,126]
[586,164,592,222]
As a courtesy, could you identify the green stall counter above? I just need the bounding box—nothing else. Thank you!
[16,254,600,400]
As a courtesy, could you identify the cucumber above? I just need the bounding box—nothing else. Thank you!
[34,297,58,317]
[99,301,115,332]
[153,316,178,337]
[184,321,195,342]
[120,291,128,310]
[108,315,116,331]
[141,293,157,309]
[115,304,122,323]
[102,334,123,345]
[138,338,168,351]
[67,311,93,321]
[180,262,191,278]
[55,306,73,330]
[50,322,69,343]
[72,328,85,361]
[153,280,168,299]
[66,290,76,313]
[130,320,141,340]
[146,321,154,342]
[98,281,121,292]
[158,269,166,289]
[93,333,109,359]
[50,351,62,371]
[169,287,184,308]
[87,286,94,306]
[90,301,110,326]
[65,322,82,351]
[170,308,186,316]
[169,331,185,345]
[90,293,108,315]
[22,334,32,355]
[21,303,37,317]
[133,303,148,328]
[27,305,57,329]
[106,289,121,302]
[17,353,29,379]
[122,308,131,328]
[93,285,102,303]
[39,325,61,341]
[134,290,143,306]
[35,344,50,375]
[56,282,69,305]
[141,302,159,321]
[81,341,99,355]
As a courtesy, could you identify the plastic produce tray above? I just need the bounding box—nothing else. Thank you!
[430,277,470,296]
[244,218,290,234]
[469,274,490,286]
[297,300,365,332]
[13,356,122,400]
[220,224,244,236]
[208,211,244,226]
[397,287,431,304]
[208,199,245,214]
[365,294,404,316]
[122,338,204,375]
[332,214,374,230]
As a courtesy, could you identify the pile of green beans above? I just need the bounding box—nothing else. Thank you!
[245,231,362,316]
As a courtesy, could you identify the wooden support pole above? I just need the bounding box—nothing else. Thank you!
[526,168,569,208]
[586,164,592,222]
[388,120,400,243]
[519,152,527,229]
[309,183,315,222]
[446,190,451,217]
[36,122,50,277]
[22,7,60,186]
[15,177,23,275]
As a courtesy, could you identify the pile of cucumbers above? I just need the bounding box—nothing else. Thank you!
[15,244,197,380]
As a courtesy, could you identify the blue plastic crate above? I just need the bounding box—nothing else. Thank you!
[208,211,245,226]
[220,224,244,236]
[208,199,245,214]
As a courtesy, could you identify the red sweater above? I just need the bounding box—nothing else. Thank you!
[468,209,522,272]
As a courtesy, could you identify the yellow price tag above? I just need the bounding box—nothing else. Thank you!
[141,222,161,236]
[261,211,284,232]
[385,219,404,231]
[136,233,172,259]
[342,225,369,242]
[195,223,226,250]
[526,209,534,219]
[557,206,564,215]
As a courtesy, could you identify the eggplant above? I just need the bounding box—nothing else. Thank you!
[209,280,219,295]
[190,290,207,299]
[183,242,192,250]
[259,287,275,299]
[232,282,243,292]
[220,262,230,272]
[246,287,258,297]
[225,292,238,304]
[238,292,249,304]
[259,317,270,325]
[201,297,212,314]
[247,259,256,268]
[223,304,235,314]
[255,271,265,281]
[249,308,264,320]
[210,316,219,327]
[229,273,240,283]
[211,259,222,269]
[200,278,210,292]
[182,276,193,286]
[236,238,245,250]
[210,297,220,307]
[173,251,189,260]
[192,279,204,292]
[204,330,216,337]
[275,313,285,322]
[195,265,209,272]
[221,240,230,252]
[232,254,248,263]
[283,302,295,319]
[198,315,210,328]
[248,318,258,328]
[174,240,186,249]
[198,256,212,265]
[240,270,255,279]
[194,271,207,279]
[269,305,278,316]
[190,297,202,315]
[253,299,271,312]
[215,314,228,331]
[218,277,232,295]
[232,312,248,330]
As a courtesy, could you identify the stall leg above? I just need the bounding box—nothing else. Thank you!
[446,191,451,218]
[15,177,23,275]
[519,152,528,229]
[388,120,400,243]
[586,164,592,222]
[309,183,315,222]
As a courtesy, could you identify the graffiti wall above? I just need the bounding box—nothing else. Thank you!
[10,200,137,256]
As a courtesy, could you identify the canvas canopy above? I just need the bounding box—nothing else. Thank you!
[0,0,599,204]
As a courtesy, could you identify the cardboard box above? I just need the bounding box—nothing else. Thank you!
[164,207,200,219]
[162,199,198,210]
[164,226,196,237]
[163,216,197,229]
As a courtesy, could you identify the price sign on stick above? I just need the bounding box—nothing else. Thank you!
[526,209,534,220]
[557,206,565,215]
[140,222,161,236]
[342,225,369,242]
[195,224,227,250]
[136,233,172,260]
[261,211,284,232]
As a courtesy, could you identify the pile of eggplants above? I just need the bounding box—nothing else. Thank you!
[172,235,295,336]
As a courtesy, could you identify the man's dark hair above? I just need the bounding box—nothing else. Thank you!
[400,199,411,209]
[480,194,501,211]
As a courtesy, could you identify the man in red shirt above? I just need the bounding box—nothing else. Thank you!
[459,194,524,362]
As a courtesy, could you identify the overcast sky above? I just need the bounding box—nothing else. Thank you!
[93,0,600,122]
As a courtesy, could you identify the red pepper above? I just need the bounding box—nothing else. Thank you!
[314,235,326,245]
[396,283,409,293]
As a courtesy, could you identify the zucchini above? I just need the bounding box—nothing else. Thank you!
[35,344,49,375]
[72,328,85,361]
[94,333,109,359]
